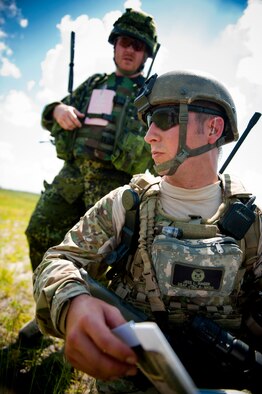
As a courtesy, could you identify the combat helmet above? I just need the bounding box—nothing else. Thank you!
[135,70,238,175]
[108,8,158,58]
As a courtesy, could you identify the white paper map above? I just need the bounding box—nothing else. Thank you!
[113,321,244,394]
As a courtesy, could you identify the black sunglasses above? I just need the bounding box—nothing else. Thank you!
[117,36,145,52]
[146,105,225,131]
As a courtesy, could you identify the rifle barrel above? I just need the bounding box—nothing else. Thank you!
[68,31,75,103]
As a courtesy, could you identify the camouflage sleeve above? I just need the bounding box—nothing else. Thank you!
[41,101,62,131]
[33,185,128,338]
[40,76,95,132]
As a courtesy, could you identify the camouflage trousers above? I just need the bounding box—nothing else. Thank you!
[25,159,130,271]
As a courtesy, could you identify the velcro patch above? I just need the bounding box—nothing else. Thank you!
[172,263,224,291]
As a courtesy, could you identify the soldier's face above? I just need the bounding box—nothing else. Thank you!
[144,111,209,166]
[115,36,147,74]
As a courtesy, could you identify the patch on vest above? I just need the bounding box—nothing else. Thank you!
[172,263,224,291]
[151,235,243,298]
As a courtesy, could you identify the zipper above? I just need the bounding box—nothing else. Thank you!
[154,236,237,250]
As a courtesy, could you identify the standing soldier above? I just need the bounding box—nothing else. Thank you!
[26,8,159,272]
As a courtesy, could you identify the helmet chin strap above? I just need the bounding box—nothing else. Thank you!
[154,103,221,176]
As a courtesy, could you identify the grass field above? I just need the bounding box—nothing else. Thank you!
[0,189,92,394]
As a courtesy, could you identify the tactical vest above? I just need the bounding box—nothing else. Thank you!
[109,173,261,331]
[51,73,154,176]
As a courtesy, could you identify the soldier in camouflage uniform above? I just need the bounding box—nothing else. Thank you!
[25,8,159,272]
[33,71,262,393]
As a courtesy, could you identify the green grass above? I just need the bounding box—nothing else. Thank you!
[0,189,38,341]
[0,189,93,393]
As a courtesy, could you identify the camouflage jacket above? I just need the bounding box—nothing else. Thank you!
[33,173,262,339]
[41,72,154,175]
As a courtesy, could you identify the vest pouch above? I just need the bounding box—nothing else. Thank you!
[112,130,154,175]
[151,235,243,298]
[73,125,114,161]
[51,123,75,161]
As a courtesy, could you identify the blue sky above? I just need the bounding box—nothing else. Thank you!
[1,0,262,203]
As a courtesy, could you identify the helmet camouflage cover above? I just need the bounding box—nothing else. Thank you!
[108,8,158,58]
[135,70,239,145]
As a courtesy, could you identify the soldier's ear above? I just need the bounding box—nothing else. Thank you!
[208,117,224,143]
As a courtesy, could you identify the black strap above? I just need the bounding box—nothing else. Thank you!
[105,189,140,279]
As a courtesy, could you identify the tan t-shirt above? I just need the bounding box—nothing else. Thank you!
[159,179,222,220]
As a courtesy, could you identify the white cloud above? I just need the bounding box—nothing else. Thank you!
[0,1,28,83]
[0,42,6,51]
[236,2,262,84]
[124,0,142,10]
[0,56,21,78]
[0,90,40,127]
[0,107,62,194]
[27,80,35,91]
[0,30,7,38]
[20,18,28,28]
[0,41,13,57]
[0,141,14,161]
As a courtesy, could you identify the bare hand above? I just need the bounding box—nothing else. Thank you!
[65,294,138,380]
[53,103,85,130]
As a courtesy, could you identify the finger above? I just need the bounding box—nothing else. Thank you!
[74,109,85,118]
[70,110,83,128]
[61,113,81,130]
[83,308,137,365]
[65,331,137,380]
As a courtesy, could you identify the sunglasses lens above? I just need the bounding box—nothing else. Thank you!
[118,37,144,51]
[147,109,179,130]
[133,41,144,51]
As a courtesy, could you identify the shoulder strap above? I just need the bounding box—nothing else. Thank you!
[220,173,252,200]
[105,174,160,280]
[128,174,167,316]
[89,72,108,88]
[220,173,260,268]
[129,173,161,199]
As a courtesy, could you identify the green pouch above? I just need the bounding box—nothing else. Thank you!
[112,132,154,175]
[52,163,84,204]
[51,123,75,161]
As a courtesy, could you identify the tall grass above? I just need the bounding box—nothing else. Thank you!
[0,189,92,393]
[0,189,38,342]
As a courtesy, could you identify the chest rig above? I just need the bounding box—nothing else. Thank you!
[51,73,153,174]
[109,173,260,330]
[72,73,152,174]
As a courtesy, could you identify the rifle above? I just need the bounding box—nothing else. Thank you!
[79,268,147,322]
[80,268,262,378]
[190,315,262,372]
[68,31,75,105]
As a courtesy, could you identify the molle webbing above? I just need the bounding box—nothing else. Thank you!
[74,73,142,161]
[139,193,166,312]
[169,221,217,239]
[128,173,259,323]
[244,212,260,268]
[219,173,259,269]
